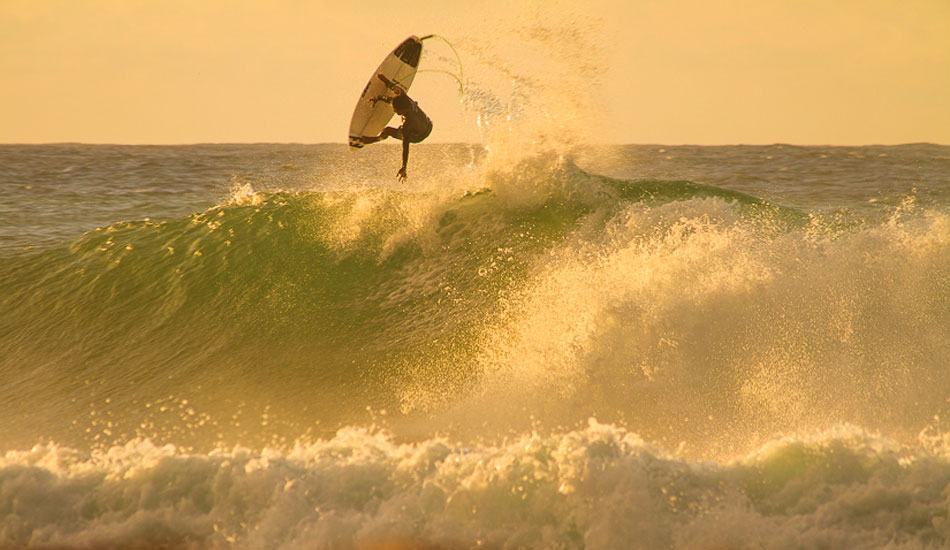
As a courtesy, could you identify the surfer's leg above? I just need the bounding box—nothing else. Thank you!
[360,127,399,144]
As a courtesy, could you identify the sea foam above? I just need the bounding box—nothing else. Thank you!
[3,422,949,549]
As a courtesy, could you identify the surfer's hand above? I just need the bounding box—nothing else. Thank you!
[397,167,407,181]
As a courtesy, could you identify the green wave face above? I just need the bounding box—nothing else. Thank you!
[0,165,606,448]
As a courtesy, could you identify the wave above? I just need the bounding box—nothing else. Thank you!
[2,158,949,458]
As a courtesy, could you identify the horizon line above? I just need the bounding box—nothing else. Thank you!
[1,141,946,148]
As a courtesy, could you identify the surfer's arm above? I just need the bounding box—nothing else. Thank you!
[397,140,409,181]
[370,95,392,106]
[377,74,406,94]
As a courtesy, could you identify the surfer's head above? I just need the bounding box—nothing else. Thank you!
[392,94,413,115]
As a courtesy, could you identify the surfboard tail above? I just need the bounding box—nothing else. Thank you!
[393,37,423,68]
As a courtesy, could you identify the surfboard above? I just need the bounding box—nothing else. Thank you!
[348,36,424,150]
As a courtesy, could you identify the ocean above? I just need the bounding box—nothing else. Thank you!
[2,142,950,548]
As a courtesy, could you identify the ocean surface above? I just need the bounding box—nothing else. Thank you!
[2,142,950,548]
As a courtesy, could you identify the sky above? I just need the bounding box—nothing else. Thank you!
[1,0,947,145]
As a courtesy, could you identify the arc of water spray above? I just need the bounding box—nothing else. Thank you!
[420,34,464,97]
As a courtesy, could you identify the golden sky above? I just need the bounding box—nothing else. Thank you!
[1,0,947,144]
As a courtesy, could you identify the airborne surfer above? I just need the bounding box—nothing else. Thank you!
[360,74,433,181]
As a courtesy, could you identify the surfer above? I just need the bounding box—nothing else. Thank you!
[360,74,432,181]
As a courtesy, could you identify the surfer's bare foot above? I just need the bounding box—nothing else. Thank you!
[397,167,407,181]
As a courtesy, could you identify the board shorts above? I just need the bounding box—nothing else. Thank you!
[394,120,433,143]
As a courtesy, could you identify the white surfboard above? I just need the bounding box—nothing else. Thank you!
[348,36,424,150]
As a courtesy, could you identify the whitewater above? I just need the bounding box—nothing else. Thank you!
[2,141,950,549]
